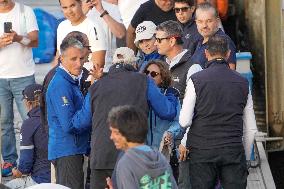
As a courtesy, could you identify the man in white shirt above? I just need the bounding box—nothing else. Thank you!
[179,34,257,189]
[57,0,107,69]
[82,0,126,72]
[0,0,38,176]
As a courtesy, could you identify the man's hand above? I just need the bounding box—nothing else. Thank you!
[179,144,189,162]
[89,63,103,82]
[0,34,13,48]
[82,0,94,15]
[12,168,23,178]
[105,177,113,189]
[10,30,22,43]
[91,0,105,14]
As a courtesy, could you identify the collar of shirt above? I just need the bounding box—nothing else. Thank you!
[166,49,188,69]
[59,64,82,82]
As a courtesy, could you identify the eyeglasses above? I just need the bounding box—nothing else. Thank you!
[144,70,160,78]
[155,35,181,43]
[155,37,170,43]
[174,7,190,13]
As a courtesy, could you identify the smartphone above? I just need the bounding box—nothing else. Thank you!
[4,22,12,33]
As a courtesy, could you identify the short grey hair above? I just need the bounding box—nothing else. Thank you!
[156,20,183,45]
[196,2,219,18]
[60,37,84,55]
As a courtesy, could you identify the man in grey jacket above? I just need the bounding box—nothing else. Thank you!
[107,105,178,189]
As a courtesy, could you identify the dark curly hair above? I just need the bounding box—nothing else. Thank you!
[143,60,172,89]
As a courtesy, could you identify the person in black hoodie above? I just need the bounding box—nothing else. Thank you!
[174,0,202,55]
[107,105,177,189]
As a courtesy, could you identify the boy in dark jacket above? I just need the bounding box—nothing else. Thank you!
[6,84,50,189]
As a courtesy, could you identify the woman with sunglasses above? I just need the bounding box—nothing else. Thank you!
[134,21,164,72]
[143,60,182,164]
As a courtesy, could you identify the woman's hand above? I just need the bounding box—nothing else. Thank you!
[164,132,173,145]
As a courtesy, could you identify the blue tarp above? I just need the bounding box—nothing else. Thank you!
[32,8,58,64]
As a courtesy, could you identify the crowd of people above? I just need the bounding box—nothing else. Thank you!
[0,0,258,189]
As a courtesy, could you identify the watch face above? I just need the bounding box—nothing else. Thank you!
[21,37,31,45]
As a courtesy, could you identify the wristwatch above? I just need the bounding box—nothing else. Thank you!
[20,36,31,46]
[100,10,109,18]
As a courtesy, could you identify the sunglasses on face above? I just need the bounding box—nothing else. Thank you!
[174,7,190,13]
[144,70,160,78]
[154,34,182,43]
[155,37,170,43]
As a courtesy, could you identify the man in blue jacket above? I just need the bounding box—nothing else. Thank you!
[69,47,179,189]
[46,37,89,189]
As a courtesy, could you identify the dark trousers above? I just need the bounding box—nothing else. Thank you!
[54,154,84,189]
[188,146,248,189]
[90,169,113,189]
[178,159,191,189]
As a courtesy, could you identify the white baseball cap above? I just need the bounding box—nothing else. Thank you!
[134,21,157,46]
[113,47,138,64]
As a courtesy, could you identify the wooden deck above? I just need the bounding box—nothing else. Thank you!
[247,137,276,189]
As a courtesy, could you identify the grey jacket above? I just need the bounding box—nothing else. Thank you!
[116,145,177,189]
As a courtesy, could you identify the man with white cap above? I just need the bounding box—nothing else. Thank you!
[63,47,180,189]
[135,21,163,72]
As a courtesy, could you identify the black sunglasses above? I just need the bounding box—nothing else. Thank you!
[155,37,170,43]
[154,34,181,43]
[144,70,160,78]
[174,7,190,13]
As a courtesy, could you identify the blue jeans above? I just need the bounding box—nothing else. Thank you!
[0,75,35,164]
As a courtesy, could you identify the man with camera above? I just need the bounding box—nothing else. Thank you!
[0,0,38,177]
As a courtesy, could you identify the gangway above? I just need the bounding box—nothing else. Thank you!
[247,132,280,189]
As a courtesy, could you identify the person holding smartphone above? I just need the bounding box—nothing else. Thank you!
[0,0,38,177]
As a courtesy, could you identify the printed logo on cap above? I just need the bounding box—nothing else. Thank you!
[136,25,147,33]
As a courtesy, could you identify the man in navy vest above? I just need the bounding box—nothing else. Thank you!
[179,34,257,189]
